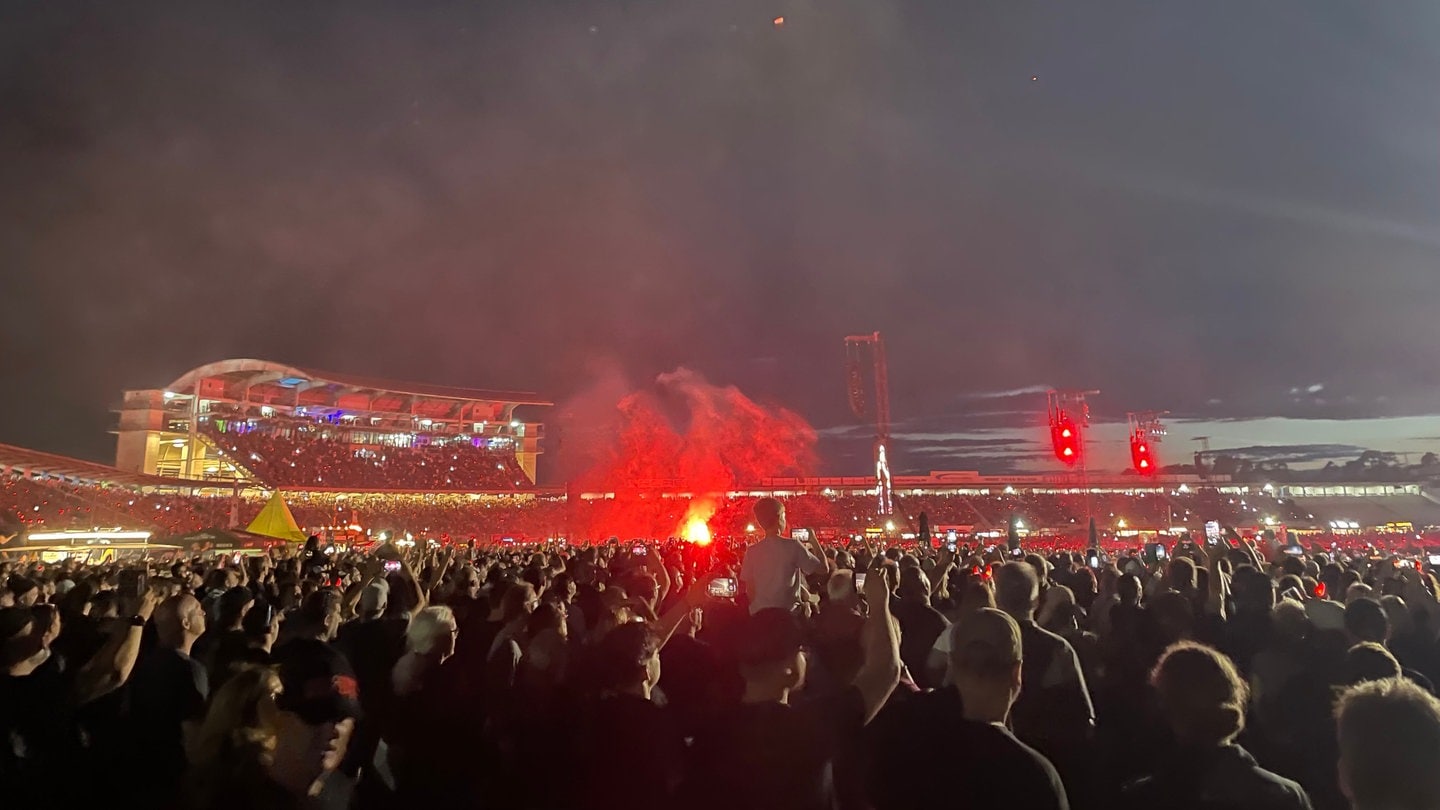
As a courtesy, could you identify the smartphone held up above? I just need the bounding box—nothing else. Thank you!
[707,577,737,599]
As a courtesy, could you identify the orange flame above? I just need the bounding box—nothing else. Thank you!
[684,516,713,545]
[679,498,717,545]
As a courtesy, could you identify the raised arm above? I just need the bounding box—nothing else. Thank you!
[73,587,160,705]
[651,578,708,651]
[853,562,902,723]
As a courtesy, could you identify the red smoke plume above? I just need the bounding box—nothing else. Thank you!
[570,368,816,541]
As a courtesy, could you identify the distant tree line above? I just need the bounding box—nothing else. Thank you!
[1149,449,1440,483]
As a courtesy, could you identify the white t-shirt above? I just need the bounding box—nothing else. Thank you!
[740,534,826,614]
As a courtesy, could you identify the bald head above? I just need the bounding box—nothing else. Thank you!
[753,497,786,535]
[993,562,1040,620]
[950,607,1023,682]
[155,594,206,650]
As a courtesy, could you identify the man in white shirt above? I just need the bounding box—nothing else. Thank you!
[740,497,830,614]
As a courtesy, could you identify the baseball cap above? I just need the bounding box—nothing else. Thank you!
[950,608,1023,679]
[275,640,362,724]
[0,606,34,643]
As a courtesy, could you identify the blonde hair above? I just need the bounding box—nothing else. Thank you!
[184,664,280,810]
[406,605,458,655]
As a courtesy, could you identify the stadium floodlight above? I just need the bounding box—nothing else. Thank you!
[1050,409,1082,466]
[1130,434,1156,477]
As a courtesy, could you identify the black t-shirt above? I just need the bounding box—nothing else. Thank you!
[577,693,685,810]
[203,629,252,682]
[336,617,407,707]
[0,654,77,791]
[191,628,224,671]
[892,599,948,688]
[1120,744,1313,810]
[867,687,1069,810]
[126,647,209,782]
[683,686,866,810]
[659,634,724,736]
[210,638,272,692]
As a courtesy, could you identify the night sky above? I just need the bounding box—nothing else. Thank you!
[2,1,1438,476]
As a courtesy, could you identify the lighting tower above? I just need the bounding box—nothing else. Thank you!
[1193,435,1212,479]
[845,332,893,515]
[1047,390,1097,467]
[1127,411,1169,476]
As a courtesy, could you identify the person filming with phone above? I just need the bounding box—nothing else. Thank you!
[740,497,831,615]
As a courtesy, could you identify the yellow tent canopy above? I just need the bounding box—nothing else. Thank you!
[246,492,307,543]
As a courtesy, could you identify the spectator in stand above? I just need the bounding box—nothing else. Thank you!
[1334,677,1440,810]
[1120,641,1313,810]
[740,497,829,614]
[870,607,1070,810]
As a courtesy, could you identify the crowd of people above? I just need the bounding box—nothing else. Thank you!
[202,420,533,491]
[4,496,1440,809]
[0,475,234,538]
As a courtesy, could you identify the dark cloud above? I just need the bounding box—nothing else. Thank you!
[1213,444,1368,465]
[2,0,1440,471]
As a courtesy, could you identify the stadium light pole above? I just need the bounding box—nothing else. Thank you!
[1049,389,1099,528]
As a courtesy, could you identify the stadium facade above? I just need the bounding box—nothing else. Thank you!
[112,359,550,486]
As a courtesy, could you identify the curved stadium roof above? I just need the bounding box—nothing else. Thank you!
[164,359,551,410]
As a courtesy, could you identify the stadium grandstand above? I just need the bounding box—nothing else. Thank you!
[112,359,550,490]
[6,433,1440,552]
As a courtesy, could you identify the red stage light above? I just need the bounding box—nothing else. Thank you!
[1051,410,1082,467]
[1130,432,1157,476]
